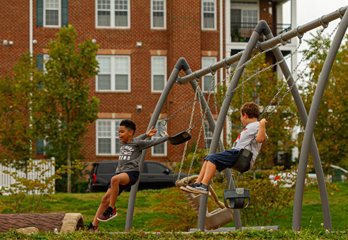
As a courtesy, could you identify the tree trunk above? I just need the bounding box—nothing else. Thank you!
[0,213,84,233]
[67,143,71,193]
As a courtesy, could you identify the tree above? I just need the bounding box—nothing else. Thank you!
[0,53,40,170]
[33,25,99,193]
[0,54,56,210]
[221,53,297,169]
[301,33,348,169]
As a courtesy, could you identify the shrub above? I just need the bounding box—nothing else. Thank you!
[240,166,296,226]
[73,181,89,193]
[146,187,198,231]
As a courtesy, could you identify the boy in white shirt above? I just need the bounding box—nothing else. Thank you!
[183,102,267,194]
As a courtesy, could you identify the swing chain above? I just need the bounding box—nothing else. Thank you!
[259,20,339,121]
[178,69,219,181]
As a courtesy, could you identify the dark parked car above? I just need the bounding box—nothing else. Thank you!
[87,160,186,192]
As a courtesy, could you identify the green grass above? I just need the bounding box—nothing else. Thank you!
[1,182,347,235]
[276,182,348,230]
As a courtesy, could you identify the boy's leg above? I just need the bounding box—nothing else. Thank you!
[185,161,217,194]
[201,161,217,185]
[109,172,130,208]
[195,160,208,183]
[97,173,130,222]
[92,188,112,227]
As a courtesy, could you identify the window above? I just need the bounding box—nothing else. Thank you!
[96,119,121,155]
[202,57,217,92]
[96,56,131,92]
[202,0,216,30]
[204,121,213,149]
[145,162,166,174]
[36,0,68,27]
[36,138,53,155]
[44,0,60,27]
[152,120,167,156]
[231,1,258,41]
[96,0,130,28]
[151,56,167,92]
[151,0,166,29]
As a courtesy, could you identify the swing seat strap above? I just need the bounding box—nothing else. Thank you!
[231,149,252,173]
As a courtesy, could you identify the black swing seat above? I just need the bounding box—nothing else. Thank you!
[231,149,252,173]
[224,188,250,209]
[168,131,191,145]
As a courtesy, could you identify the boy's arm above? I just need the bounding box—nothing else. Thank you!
[256,118,267,143]
[136,127,169,150]
[137,136,169,150]
[134,126,159,140]
[134,133,147,140]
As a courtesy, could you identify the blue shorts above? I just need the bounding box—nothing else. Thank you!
[205,149,240,172]
[108,171,140,195]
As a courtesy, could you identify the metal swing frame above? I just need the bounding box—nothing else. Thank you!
[124,6,348,232]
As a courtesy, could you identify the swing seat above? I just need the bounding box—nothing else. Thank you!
[224,188,250,209]
[168,131,191,145]
[231,149,252,173]
[177,176,234,230]
[181,186,234,230]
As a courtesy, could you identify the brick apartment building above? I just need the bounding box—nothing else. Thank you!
[0,0,297,168]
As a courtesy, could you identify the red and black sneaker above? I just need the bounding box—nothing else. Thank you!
[86,222,99,232]
[97,206,118,222]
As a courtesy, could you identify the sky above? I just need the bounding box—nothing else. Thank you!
[297,0,347,27]
[281,0,347,76]
[294,0,347,40]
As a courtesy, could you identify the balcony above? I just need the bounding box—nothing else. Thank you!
[231,22,291,43]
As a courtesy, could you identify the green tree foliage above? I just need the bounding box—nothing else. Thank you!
[0,54,41,169]
[33,25,99,193]
[301,33,348,169]
[223,53,297,169]
[0,55,55,210]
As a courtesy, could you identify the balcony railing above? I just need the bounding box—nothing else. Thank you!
[231,22,291,43]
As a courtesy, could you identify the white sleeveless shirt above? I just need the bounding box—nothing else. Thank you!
[232,121,266,169]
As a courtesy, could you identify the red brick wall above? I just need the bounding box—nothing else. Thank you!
[0,0,280,169]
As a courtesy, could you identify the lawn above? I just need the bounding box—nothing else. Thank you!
[0,182,347,236]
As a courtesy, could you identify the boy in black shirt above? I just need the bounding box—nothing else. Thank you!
[88,119,168,231]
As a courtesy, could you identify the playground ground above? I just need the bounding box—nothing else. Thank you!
[0,182,347,239]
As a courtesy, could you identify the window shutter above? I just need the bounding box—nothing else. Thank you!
[37,55,44,89]
[61,0,69,27]
[36,139,44,155]
[37,54,43,70]
[36,0,43,27]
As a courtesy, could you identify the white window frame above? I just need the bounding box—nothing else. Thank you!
[95,0,130,29]
[44,0,61,27]
[151,0,166,29]
[202,56,217,93]
[201,0,216,30]
[230,1,259,35]
[96,119,121,156]
[96,55,131,92]
[151,56,167,93]
[151,120,167,156]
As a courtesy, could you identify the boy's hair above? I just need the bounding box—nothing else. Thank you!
[240,102,260,119]
[120,119,136,133]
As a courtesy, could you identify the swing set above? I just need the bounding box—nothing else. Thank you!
[124,6,347,232]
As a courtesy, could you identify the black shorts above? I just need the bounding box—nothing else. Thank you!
[204,149,240,172]
[108,171,140,195]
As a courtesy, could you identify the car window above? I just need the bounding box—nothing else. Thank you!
[146,162,167,174]
[98,162,118,174]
